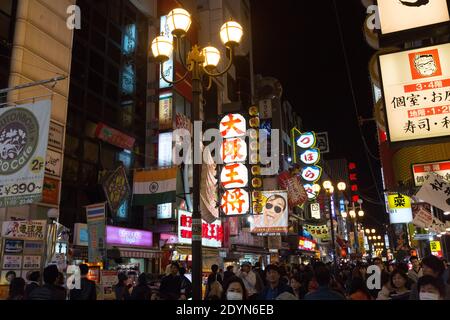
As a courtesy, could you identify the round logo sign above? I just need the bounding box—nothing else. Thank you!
[0,108,39,175]
[149,182,159,193]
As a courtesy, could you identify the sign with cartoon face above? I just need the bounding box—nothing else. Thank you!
[379,43,450,143]
[378,0,449,34]
[250,190,288,235]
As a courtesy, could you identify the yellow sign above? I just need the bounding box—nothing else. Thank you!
[387,193,411,209]
[430,241,441,252]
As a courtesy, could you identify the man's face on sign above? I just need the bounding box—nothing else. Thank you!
[263,196,286,226]
[414,55,437,76]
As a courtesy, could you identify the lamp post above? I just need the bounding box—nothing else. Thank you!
[151,8,243,300]
[323,180,337,267]
[348,199,364,254]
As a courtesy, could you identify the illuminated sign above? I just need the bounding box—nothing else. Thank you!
[219,113,246,138]
[299,149,320,165]
[106,226,153,247]
[159,94,173,130]
[295,132,316,149]
[250,190,288,235]
[379,43,450,143]
[220,188,250,216]
[412,160,450,187]
[298,236,317,251]
[221,137,247,163]
[158,132,173,166]
[303,184,317,200]
[157,203,172,219]
[159,15,173,88]
[387,193,413,224]
[378,0,449,35]
[430,241,443,258]
[301,166,322,183]
[310,202,321,219]
[178,210,222,247]
[220,163,248,189]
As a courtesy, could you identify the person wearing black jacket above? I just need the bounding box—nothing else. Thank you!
[130,273,151,300]
[69,264,97,300]
[223,265,235,283]
[115,273,132,300]
[28,265,66,300]
[24,271,40,300]
[260,264,294,300]
[179,267,192,299]
[159,262,182,300]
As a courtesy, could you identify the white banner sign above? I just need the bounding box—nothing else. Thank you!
[0,100,52,207]
[310,202,321,220]
[1,220,47,240]
[22,255,41,269]
[379,43,450,143]
[2,255,22,269]
[378,0,450,35]
[45,149,62,177]
[416,173,450,213]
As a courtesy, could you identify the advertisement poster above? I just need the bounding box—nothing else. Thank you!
[159,95,173,130]
[22,256,41,269]
[2,255,22,269]
[379,43,450,143]
[23,241,44,255]
[303,223,330,241]
[1,220,47,240]
[4,240,23,254]
[101,270,118,300]
[0,270,21,285]
[0,100,51,207]
[95,123,135,150]
[250,191,289,235]
[102,165,130,214]
[48,121,64,150]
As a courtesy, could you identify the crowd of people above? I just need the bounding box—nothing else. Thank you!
[5,255,450,300]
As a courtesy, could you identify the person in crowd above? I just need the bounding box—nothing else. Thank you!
[376,270,392,300]
[5,271,16,284]
[290,274,307,299]
[205,264,222,298]
[389,270,410,300]
[206,280,223,300]
[387,262,395,274]
[348,276,372,300]
[130,273,151,300]
[304,263,345,300]
[408,256,423,283]
[260,264,294,300]
[409,255,450,300]
[442,258,449,284]
[69,264,96,300]
[115,272,132,300]
[28,265,66,300]
[56,272,67,299]
[253,262,267,288]
[417,275,446,300]
[24,271,40,300]
[223,265,235,283]
[159,262,182,300]
[179,267,192,300]
[277,265,290,285]
[238,262,258,299]
[369,258,389,298]
[223,276,247,300]
[7,277,26,300]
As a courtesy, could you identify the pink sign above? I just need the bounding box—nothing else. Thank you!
[160,233,178,244]
[106,226,152,247]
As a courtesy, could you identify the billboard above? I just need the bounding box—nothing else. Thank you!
[378,0,449,35]
[379,43,450,143]
[178,210,223,248]
[0,101,51,207]
[250,191,288,235]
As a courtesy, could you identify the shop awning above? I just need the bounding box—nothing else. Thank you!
[231,244,268,255]
[70,246,162,259]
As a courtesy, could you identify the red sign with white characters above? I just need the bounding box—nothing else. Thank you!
[298,236,317,252]
[178,210,222,247]
[95,123,135,150]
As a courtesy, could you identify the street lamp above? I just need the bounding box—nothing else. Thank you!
[371,229,376,234]
[337,182,346,191]
[365,228,371,235]
[152,8,243,300]
[322,180,337,268]
[358,210,364,217]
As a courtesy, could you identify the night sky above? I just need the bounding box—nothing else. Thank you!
[250,0,388,229]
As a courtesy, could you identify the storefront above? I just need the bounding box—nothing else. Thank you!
[297,236,320,264]
[71,223,162,274]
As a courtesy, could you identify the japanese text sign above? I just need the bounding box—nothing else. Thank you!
[220,113,246,138]
[379,43,450,143]
[106,226,152,247]
[416,173,450,212]
[95,123,135,150]
[1,220,47,240]
[412,160,450,187]
[220,163,248,189]
[178,210,223,247]
[298,236,317,252]
[220,188,250,216]
[387,193,413,224]
[278,171,307,208]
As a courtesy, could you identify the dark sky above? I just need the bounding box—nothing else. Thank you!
[250,0,388,229]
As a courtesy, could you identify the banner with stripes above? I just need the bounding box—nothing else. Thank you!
[85,203,106,263]
[133,168,177,206]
